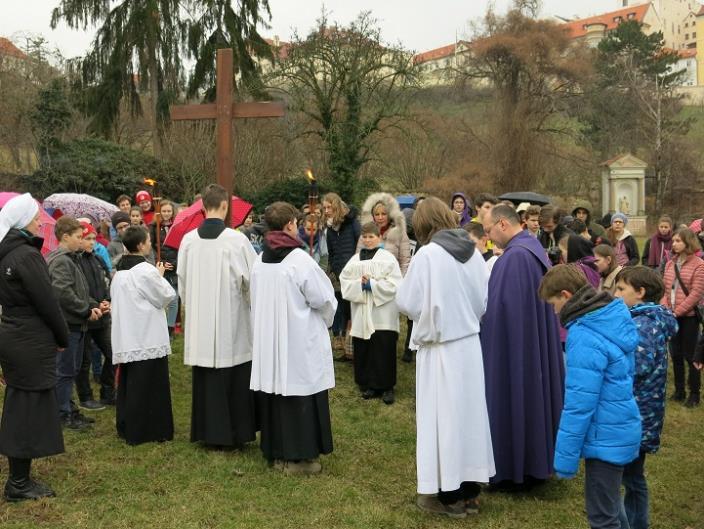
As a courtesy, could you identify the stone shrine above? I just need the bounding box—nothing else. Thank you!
[601,154,648,236]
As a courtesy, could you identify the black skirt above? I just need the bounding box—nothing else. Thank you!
[353,330,398,391]
[116,356,174,446]
[258,390,333,462]
[0,386,64,459]
[191,363,258,446]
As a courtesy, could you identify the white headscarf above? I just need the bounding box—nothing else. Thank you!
[0,193,40,244]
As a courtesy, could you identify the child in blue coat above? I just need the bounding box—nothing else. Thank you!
[614,266,678,529]
[539,264,641,529]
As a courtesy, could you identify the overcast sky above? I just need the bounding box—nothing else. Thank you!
[1,0,618,59]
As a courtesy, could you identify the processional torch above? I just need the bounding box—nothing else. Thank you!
[143,178,161,263]
[306,169,318,257]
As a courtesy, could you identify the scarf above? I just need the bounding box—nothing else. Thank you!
[648,231,673,267]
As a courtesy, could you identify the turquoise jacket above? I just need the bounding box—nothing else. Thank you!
[554,299,642,477]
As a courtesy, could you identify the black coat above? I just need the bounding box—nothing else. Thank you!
[78,251,111,329]
[150,222,178,284]
[0,229,69,390]
[326,209,361,276]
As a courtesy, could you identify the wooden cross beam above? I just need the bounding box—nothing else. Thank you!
[170,48,285,211]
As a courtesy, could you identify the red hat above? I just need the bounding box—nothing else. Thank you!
[135,190,152,204]
[80,221,96,239]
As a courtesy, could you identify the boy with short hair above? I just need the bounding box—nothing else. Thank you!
[539,264,642,529]
[46,217,104,429]
[76,222,115,409]
[614,266,678,529]
[524,205,541,236]
[463,222,493,261]
[111,226,176,445]
[250,201,337,474]
[340,222,403,404]
[115,195,131,213]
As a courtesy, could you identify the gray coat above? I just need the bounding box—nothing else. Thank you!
[46,247,96,329]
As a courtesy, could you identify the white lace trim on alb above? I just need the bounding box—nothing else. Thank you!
[114,344,171,364]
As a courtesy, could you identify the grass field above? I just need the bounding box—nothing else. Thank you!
[0,334,703,529]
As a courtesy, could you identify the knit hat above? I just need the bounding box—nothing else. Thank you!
[111,211,130,229]
[135,190,152,204]
[80,221,96,238]
[611,212,628,226]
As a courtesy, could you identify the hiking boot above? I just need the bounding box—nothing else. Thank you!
[465,497,480,514]
[670,391,686,402]
[685,394,700,408]
[72,411,95,424]
[79,400,106,411]
[382,390,395,405]
[416,494,466,519]
[283,459,322,476]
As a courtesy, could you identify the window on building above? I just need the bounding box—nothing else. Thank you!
[693,32,697,38]
[685,33,689,39]
[627,13,636,19]
[613,16,623,23]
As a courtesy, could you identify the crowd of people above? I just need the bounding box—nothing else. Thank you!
[0,186,702,529]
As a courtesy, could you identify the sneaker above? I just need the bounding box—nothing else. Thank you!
[416,494,466,519]
[685,394,700,408]
[79,400,106,411]
[283,459,322,476]
[670,391,686,402]
[401,349,413,363]
[382,390,395,405]
[465,497,480,514]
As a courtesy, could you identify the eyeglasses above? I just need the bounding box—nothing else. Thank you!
[485,218,504,235]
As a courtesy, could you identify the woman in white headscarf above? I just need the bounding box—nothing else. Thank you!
[0,193,69,501]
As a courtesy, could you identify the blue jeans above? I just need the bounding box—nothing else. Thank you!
[620,452,647,529]
[585,458,625,529]
[166,293,179,328]
[331,292,350,337]
[55,330,85,416]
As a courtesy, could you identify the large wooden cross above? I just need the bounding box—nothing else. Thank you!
[170,48,285,206]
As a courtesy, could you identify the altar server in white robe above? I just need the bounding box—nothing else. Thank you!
[250,201,337,475]
[178,184,258,449]
[340,221,402,405]
[111,226,176,446]
[396,197,495,519]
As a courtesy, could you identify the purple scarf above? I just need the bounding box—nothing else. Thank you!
[648,232,672,267]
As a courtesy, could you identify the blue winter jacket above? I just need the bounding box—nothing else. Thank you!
[630,303,678,453]
[554,299,642,477]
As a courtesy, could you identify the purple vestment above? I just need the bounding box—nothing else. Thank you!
[480,230,564,484]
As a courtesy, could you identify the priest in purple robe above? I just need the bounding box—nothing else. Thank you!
[480,204,564,489]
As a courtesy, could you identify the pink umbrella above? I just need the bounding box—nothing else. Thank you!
[0,192,58,256]
[165,197,253,249]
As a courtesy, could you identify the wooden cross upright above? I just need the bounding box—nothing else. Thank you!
[170,48,285,212]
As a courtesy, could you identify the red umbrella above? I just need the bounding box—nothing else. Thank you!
[0,192,58,256]
[163,196,253,249]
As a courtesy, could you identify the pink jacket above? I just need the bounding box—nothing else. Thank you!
[661,254,704,318]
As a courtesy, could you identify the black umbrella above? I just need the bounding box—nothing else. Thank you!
[498,191,551,206]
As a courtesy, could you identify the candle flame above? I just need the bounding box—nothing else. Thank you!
[143,178,157,186]
[305,169,315,182]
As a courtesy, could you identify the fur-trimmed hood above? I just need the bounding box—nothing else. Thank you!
[359,192,406,235]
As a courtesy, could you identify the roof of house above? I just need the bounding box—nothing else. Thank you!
[563,3,651,38]
[413,41,472,65]
[698,4,704,16]
[678,48,697,58]
[0,37,27,59]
